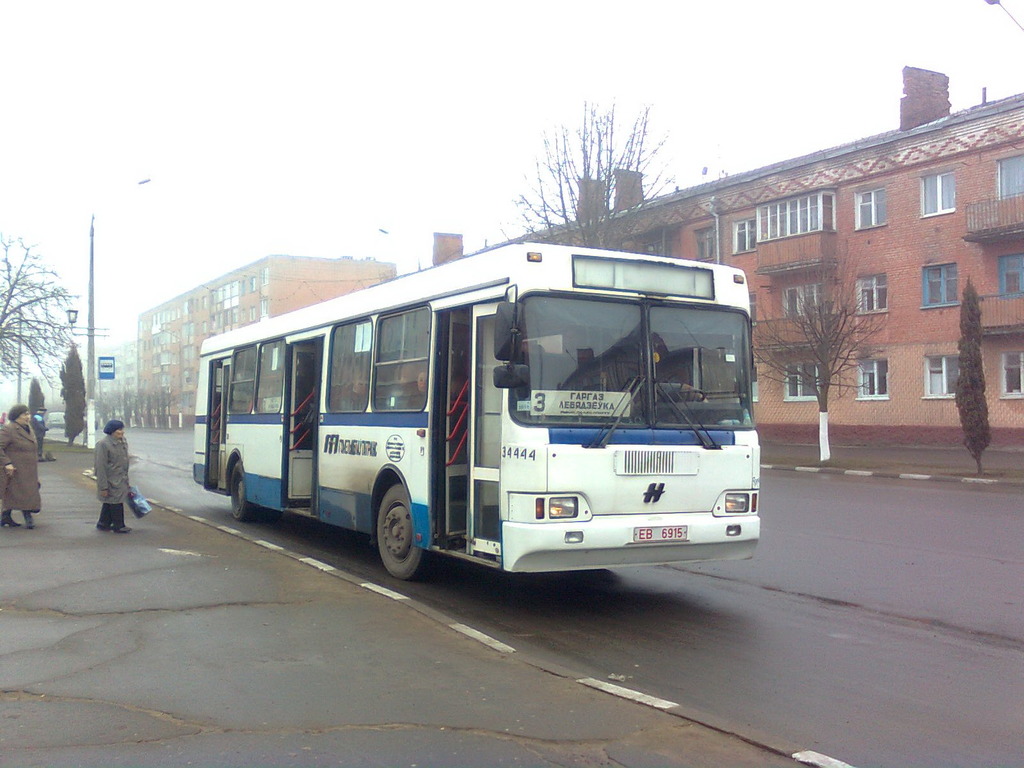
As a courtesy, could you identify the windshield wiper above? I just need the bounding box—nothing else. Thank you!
[655,382,721,450]
[586,376,645,450]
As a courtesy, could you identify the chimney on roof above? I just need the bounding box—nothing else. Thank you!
[613,169,643,212]
[432,232,463,266]
[900,66,951,131]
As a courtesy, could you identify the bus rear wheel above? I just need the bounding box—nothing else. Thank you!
[229,463,259,523]
[377,484,427,580]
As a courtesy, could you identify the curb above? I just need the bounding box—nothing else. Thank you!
[761,463,1023,487]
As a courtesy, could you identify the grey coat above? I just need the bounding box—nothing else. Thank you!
[0,421,41,510]
[95,433,130,504]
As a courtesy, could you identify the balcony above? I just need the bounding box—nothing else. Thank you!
[964,195,1024,243]
[756,230,838,275]
[980,293,1024,335]
[752,317,810,350]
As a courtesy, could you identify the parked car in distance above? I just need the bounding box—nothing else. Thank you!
[47,411,66,434]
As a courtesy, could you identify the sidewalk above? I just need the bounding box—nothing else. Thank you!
[761,441,1024,486]
[0,447,800,767]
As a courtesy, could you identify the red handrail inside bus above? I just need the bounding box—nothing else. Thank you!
[445,379,469,467]
[289,390,317,451]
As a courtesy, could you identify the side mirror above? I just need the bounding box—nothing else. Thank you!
[493,302,517,362]
[493,364,529,389]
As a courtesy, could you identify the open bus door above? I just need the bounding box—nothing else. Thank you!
[469,304,502,559]
[204,358,229,491]
[284,338,321,509]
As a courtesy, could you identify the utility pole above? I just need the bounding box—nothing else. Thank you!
[87,215,97,448]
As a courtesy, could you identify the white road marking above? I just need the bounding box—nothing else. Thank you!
[577,677,678,710]
[792,750,856,768]
[360,583,409,600]
[450,623,515,653]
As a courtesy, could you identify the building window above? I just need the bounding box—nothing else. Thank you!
[999,155,1024,199]
[785,363,819,400]
[922,264,958,307]
[1003,351,1024,396]
[757,191,834,241]
[858,359,889,399]
[855,188,887,229]
[925,355,958,397]
[261,267,270,286]
[695,227,716,262]
[260,298,269,319]
[784,283,822,317]
[733,218,756,253]
[921,171,955,216]
[857,274,888,313]
[999,254,1024,295]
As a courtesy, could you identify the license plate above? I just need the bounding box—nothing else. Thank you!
[633,525,688,543]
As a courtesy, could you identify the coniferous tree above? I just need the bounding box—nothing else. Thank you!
[955,278,990,474]
[28,377,45,413]
[60,345,86,444]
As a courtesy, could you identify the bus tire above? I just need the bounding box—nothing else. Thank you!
[376,484,427,580]
[229,463,259,523]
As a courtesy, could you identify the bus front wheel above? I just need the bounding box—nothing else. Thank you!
[377,485,427,580]
[230,463,259,523]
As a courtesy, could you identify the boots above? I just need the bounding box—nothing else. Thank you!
[1,510,21,527]
[22,511,34,529]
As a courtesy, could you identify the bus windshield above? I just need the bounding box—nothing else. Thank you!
[513,295,754,429]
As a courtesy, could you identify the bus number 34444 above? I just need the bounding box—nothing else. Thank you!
[501,446,537,461]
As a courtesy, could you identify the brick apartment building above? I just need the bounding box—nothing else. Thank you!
[135,254,396,426]
[539,68,1024,446]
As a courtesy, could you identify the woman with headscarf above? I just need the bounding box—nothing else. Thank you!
[94,419,131,533]
[0,404,42,529]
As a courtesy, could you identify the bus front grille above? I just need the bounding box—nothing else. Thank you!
[616,450,675,476]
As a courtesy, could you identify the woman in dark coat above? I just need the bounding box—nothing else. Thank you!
[95,419,131,533]
[0,404,42,529]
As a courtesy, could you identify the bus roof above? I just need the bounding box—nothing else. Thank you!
[199,243,749,357]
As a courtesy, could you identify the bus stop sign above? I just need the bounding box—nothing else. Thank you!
[98,356,116,380]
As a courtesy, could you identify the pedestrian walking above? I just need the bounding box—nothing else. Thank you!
[0,404,42,529]
[31,409,48,459]
[95,419,131,533]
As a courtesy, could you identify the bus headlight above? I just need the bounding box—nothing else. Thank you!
[548,496,578,519]
[724,493,749,513]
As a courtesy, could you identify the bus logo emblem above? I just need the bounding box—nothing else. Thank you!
[643,483,665,503]
[385,435,405,462]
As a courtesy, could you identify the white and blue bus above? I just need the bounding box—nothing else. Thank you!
[194,243,760,579]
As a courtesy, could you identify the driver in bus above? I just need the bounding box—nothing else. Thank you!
[652,334,704,401]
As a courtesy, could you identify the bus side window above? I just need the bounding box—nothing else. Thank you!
[229,346,257,414]
[374,308,429,411]
[328,320,372,412]
[255,340,285,413]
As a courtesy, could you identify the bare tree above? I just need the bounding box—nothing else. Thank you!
[516,103,673,248]
[754,260,886,462]
[0,235,74,382]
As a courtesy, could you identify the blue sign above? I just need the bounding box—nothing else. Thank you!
[98,356,116,380]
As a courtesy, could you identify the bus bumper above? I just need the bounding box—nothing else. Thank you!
[500,513,759,573]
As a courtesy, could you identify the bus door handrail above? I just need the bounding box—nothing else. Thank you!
[289,390,317,451]
[445,379,469,467]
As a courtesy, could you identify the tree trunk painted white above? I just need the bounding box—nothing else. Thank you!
[819,411,831,462]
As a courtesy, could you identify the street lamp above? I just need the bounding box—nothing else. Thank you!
[984,0,1024,32]
[67,299,97,447]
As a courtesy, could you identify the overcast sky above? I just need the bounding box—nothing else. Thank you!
[2,0,1023,356]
